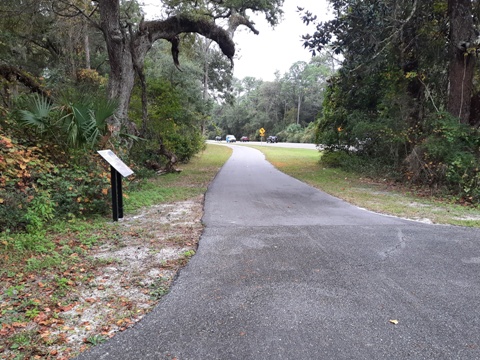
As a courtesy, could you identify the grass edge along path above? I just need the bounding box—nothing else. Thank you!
[124,144,232,210]
[247,145,480,228]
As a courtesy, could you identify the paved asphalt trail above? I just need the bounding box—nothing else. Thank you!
[77,145,480,359]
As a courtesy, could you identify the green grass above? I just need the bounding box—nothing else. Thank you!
[124,144,232,211]
[248,145,480,227]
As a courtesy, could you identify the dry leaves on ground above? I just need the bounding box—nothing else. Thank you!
[0,195,205,359]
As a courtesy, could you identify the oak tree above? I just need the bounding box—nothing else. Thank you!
[68,0,284,142]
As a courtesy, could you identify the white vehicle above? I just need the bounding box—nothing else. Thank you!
[226,135,236,143]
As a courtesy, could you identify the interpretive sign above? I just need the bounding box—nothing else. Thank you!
[97,150,134,221]
[97,150,134,177]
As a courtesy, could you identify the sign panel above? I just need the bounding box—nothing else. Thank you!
[97,150,134,177]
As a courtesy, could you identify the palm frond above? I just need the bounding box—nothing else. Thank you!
[60,97,118,149]
[18,94,54,132]
[92,99,118,128]
[82,109,102,147]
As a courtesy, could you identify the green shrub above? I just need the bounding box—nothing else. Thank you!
[25,191,55,233]
[277,124,307,143]
[0,188,29,232]
[319,151,353,168]
[46,161,111,218]
[0,136,111,233]
[408,112,480,202]
[165,130,206,163]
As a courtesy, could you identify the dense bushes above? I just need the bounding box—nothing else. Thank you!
[129,70,207,170]
[406,113,480,202]
[306,0,479,205]
[318,80,480,203]
[0,93,114,233]
[277,122,317,143]
[0,133,112,233]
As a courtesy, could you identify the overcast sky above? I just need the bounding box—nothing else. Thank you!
[141,0,332,81]
[232,0,331,81]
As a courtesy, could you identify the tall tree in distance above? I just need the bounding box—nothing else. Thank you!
[447,0,476,124]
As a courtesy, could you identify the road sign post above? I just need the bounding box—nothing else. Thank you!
[259,127,265,142]
[97,150,134,222]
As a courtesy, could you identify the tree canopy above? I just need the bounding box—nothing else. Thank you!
[211,54,334,141]
[300,0,480,203]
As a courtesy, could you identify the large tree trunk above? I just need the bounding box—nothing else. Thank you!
[98,0,138,138]
[469,93,480,127]
[447,0,475,124]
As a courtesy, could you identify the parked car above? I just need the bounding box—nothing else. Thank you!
[240,136,249,142]
[215,136,221,141]
[266,135,278,143]
[226,135,236,143]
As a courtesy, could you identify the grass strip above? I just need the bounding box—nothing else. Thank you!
[125,144,232,211]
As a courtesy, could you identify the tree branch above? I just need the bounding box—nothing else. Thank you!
[0,65,52,101]
[350,0,418,72]
[51,0,102,32]
[228,11,259,37]
[143,14,235,64]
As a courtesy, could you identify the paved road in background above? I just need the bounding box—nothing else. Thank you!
[206,139,318,149]
[77,145,480,359]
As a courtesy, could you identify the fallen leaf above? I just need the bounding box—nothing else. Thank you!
[389,319,399,325]
[33,312,48,323]
[12,322,27,328]
[60,304,75,312]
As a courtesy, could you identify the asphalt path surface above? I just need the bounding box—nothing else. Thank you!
[77,145,480,359]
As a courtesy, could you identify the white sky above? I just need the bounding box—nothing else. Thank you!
[141,0,331,81]
[233,0,331,81]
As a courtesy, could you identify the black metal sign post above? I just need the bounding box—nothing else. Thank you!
[98,150,134,222]
[116,166,124,219]
[110,166,121,221]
